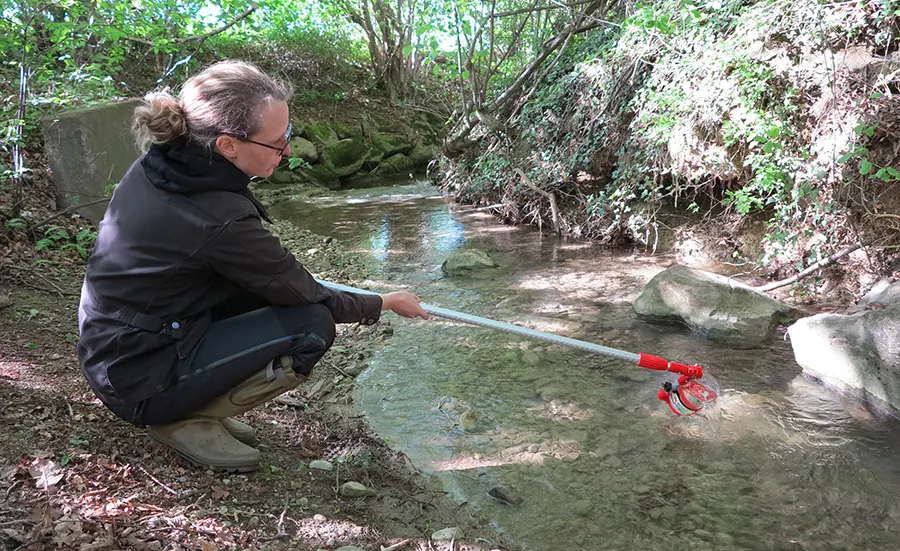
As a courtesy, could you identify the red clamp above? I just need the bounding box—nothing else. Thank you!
[637,353,703,379]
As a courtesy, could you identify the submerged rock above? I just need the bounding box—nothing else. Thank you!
[441,249,500,276]
[488,485,524,505]
[459,410,478,431]
[633,264,795,344]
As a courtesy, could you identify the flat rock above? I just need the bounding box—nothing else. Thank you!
[309,460,333,471]
[431,527,464,541]
[633,264,795,344]
[339,481,377,498]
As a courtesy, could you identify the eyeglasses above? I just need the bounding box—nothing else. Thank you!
[226,122,292,155]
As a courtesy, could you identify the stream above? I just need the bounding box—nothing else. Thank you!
[270,179,900,551]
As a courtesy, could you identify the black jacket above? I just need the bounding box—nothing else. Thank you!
[77,139,381,406]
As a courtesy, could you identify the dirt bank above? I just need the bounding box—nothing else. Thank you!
[0,220,510,551]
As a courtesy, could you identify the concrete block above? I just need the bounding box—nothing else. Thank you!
[42,100,142,223]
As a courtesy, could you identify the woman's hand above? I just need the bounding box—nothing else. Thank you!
[380,291,429,320]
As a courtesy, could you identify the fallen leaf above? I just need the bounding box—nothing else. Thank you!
[28,458,63,489]
[211,486,229,500]
[200,540,217,551]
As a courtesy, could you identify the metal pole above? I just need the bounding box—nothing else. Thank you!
[317,279,641,364]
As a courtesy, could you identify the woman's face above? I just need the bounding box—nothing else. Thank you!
[216,100,292,178]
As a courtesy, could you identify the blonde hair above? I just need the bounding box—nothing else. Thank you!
[132,60,293,152]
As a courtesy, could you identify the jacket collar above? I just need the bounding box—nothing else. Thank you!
[142,139,271,222]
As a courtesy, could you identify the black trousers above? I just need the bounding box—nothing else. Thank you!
[111,292,336,426]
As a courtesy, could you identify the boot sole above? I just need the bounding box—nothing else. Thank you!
[148,431,261,473]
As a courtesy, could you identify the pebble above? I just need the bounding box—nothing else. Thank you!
[633,485,651,494]
[309,460,333,471]
[571,500,593,517]
[0,295,11,310]
[521,350,541,366]
[313,514,327,522]
[298,497,309,506]
[431,527,464,541]
[459,410,478,430]
[488,485,524,505]
[339,481,377,497]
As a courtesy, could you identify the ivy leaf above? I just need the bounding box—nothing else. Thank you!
[837,151,853,163]
[859,160,873,175]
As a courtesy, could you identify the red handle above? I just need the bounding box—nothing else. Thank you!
[637,353,704,379]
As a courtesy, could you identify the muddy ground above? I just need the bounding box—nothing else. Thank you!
[0,211,512,551]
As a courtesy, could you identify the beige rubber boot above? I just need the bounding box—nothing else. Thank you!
[220,417,256,445]
[150,356,304,472]
[149,418,261,472]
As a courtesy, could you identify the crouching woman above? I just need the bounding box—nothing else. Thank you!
[77,60,427,472]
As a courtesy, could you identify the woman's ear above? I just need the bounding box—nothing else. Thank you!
[215,135,239,159]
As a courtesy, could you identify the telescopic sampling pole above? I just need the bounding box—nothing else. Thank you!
[317,280,718,415]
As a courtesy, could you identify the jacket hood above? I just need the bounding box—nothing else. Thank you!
[142,139,271,222]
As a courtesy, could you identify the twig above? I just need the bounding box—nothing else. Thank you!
[5,266,75,297]
[332,364,354,379]
[258,501,289,542]
[138,466,178,495]
[32,198,111,228]
[381,539,412,551]
[4,480,23,500]
[0,518,30,527]
[514,167,561,237]
[752,242,865,292]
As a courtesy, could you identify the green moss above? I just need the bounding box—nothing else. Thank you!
[375,153,414,175]
[300,163,341,189]
[332,120,362,139]
[302,122,338,147]
[324,137,370,177]
[370,133,413,157]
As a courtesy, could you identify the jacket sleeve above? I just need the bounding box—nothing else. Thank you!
[206,212,382,325]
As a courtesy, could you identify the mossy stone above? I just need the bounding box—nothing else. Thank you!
[302,122,338,148]
[375,153,414,175]
[324,138,370,177]
[300,163,341,189]
[371,133,413,157]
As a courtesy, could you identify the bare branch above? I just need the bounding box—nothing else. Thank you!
[491,0,595,19]
[752,242,865,292]
[124,3,258,45]
[514,168,561,237]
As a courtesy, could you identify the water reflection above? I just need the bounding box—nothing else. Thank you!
[273,180,900,551]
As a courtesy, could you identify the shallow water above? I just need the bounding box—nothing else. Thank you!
[272,181,900,551]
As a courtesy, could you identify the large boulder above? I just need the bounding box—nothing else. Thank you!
[375,153,414,175]
[331,119,363,140]
[302,122,338,149]
[299,163,341,189]
[324,138,370,177]
[441,249,500,276]
[408,142,438,167]
[371,133,414,157]
[788,279,900,412]
[288,137,318,163]
[633,264,795,343]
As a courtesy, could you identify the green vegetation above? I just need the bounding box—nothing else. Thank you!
[1,0,898,289]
